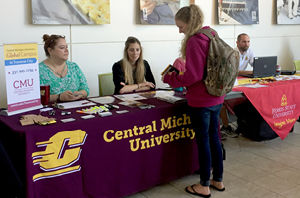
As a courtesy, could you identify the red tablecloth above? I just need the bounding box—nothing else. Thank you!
[233,79,300,139]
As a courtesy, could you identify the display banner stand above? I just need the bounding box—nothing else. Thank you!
[2,43,42,116]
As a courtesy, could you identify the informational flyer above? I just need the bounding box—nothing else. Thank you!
[3,43,42,115]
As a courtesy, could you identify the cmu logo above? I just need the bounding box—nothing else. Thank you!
[32,130,87,182]
[281,94,288,107]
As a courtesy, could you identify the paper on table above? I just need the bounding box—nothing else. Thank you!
[57,100,96,109]
[118,100,146,108]
[154,90,175,98]
[238,78,253,85]
[276,75,300,80]
[114,94,147,101]
[88,96,115,104]
[240,83,268,88]
[156,95,186,104]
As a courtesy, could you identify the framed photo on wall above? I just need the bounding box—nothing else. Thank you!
[32,0,110,24]
[277,0,300,24]
[218,0,259,24]
[139,0,195,25]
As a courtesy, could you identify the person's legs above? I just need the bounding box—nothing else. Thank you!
[188,106,212,196]
[190,104,224,184]
[220,105,229,127]
[220,105,237,138]
[209,104,224,183]
[190,106,211,186]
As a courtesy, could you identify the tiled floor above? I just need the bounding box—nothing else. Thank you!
[126,121,300,198]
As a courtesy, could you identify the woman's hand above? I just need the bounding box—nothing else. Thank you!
[59,91,82,101]
[73,91,86,99]
[119,82,137,94]
[119,81,155,94]
[138,81,155,89]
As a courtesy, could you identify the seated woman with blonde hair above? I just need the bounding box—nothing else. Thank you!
[39,34,89,102]
[112,36,155,94]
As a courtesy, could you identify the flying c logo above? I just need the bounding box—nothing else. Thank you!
[32,130,87,182]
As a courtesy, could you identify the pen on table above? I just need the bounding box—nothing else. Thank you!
[112,105,119,109]
[81,101,91,105]
[76,110,86,114]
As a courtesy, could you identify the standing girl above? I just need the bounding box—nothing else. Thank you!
[163,5,225,197]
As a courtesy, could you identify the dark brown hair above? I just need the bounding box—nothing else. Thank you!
[42,34,65,57]
[237,33,249,42]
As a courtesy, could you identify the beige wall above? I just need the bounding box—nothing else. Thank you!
[1,0,300,107]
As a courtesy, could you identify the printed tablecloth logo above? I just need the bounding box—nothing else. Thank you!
[281,94,287,107]
[32,130,87,182]
[103,114,195,152]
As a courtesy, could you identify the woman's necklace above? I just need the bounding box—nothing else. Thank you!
[47,62,67,78]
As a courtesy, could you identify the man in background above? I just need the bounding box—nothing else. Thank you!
[236,33,255,76]
[220,33,255,138]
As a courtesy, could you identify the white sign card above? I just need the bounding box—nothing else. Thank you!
[3,43,42,116]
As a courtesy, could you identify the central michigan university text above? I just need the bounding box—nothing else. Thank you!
[103,114,195,151]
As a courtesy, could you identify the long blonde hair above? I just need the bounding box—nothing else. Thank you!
[122,37,145,85]
[175,4,204,58]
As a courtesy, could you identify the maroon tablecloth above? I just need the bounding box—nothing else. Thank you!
[0,97,198,198]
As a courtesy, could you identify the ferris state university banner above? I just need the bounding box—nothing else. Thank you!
[234,80,300,139]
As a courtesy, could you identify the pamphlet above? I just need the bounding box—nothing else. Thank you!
[156,95,186,104]
[138,91,156,98]
[161,64,179,76]
[88,96,115,104]
[114,93,146,101]
[155,90,175,98]
[240,84,268,88]
[118,100,147,108]
[56,100,96,109]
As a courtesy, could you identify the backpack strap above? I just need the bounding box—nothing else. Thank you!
[197,28,219,39]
